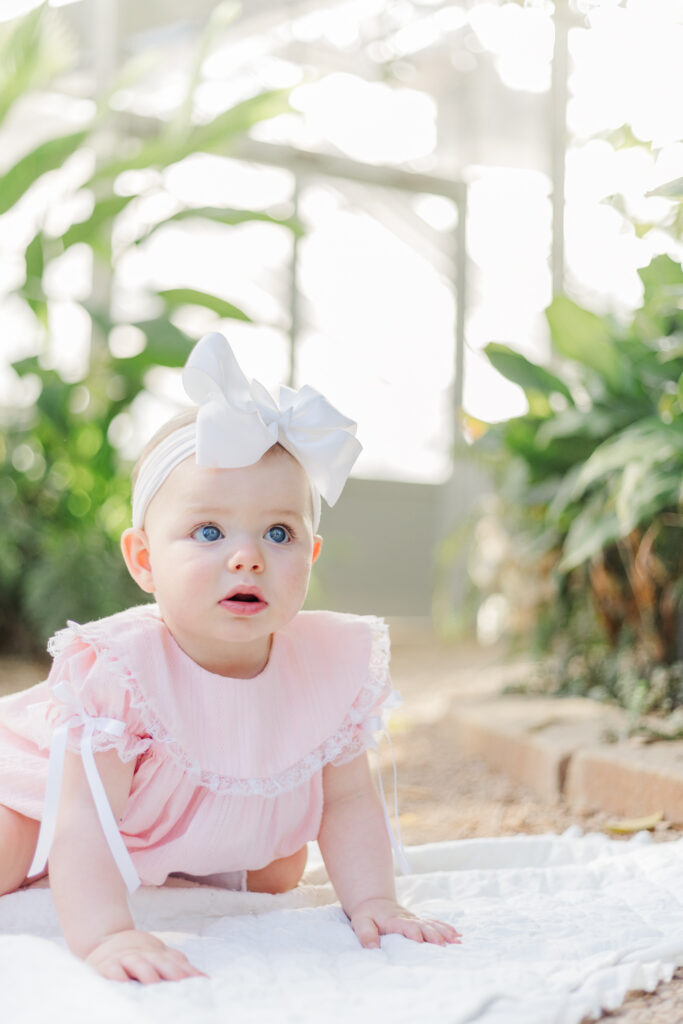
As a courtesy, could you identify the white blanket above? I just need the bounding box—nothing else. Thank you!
[2,830,682,1024]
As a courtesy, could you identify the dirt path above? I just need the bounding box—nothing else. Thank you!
[387,637,683,1024]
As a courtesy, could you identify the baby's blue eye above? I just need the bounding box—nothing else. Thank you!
[265,525,290,544]
[192,524,223,543]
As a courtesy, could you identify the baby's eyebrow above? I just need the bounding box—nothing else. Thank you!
[184,505,229,517]
[268,509,305,520]
[183,505,305,520]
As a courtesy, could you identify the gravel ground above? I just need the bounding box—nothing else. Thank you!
[2,641,682,1020]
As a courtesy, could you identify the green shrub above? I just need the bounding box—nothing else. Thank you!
[0,5,299,652]
[473,252,683,708]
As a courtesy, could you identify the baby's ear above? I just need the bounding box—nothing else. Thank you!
[120,528,155,593]
[312,535,323,565]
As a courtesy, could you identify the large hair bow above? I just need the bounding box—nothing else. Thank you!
[182,333,361,507]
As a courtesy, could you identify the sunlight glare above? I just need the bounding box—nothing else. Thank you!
[290,74,436,165]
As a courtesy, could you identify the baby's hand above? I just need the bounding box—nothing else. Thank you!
[85,929,206,983]
[349,898,461,950]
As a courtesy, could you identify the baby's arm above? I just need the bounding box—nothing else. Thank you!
[318,752,461,949]
[49,749,204,983]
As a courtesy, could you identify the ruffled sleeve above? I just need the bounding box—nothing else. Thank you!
[327,615,401,767]
[42,622,152,763]
[322,615,411,874]
[28,618,149,894]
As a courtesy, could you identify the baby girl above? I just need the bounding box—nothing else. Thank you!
[0,333,460,982]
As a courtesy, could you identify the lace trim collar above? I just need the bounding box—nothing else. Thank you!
[48,610,392,797]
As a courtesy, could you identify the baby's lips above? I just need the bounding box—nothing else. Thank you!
[221,585,266,604]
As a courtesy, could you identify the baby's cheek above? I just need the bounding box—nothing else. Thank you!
[283,559,314,597]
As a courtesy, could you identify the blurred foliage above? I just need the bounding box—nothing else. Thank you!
[0,3,300,653]
[470,248,683,712]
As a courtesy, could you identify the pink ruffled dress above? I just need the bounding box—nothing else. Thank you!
[0,604,400,887]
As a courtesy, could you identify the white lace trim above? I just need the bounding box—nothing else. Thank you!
[47,614,394,798]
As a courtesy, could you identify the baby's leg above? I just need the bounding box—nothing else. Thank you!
[247,846,307,894]
[0,805,41,895]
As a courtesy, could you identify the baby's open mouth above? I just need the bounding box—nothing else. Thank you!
[220,589,267,614]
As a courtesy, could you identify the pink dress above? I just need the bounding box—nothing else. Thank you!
[0,604,398,886]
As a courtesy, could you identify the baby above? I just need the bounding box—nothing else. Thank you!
[0,333,460,982]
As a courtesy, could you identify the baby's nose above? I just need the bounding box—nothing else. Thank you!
[227,542,263,573]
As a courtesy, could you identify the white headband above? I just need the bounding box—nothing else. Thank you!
[131,332,362,530]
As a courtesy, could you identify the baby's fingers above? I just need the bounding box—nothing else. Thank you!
[420,922,462,946]
[389,917,425,943]
[352,915,381,950]
[99,950,205,985]
[143,949,206,982]
[97,960,131,983]
[120,954,164,985]
[385,916,462,946]
[433,920,462,944]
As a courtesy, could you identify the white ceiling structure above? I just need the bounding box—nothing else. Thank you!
[3,0,681,482]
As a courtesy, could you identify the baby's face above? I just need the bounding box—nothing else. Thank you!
[132,448,321,676]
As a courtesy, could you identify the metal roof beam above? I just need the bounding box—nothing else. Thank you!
[231,138,466,203]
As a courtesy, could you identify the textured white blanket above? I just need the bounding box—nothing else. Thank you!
[1,830,682,1024]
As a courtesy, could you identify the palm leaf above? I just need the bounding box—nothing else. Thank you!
[0,7,76,129]
[89,89,291,184]
[647,177,683,199]
[546,295,630,394]
[0,129,89,215]
[134,205,302,247]
[483,342,574,414]
[573,418,683,499]
[158,288,251,322]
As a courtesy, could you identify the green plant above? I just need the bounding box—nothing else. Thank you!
[473,251,683,696]
[0,4,301,651]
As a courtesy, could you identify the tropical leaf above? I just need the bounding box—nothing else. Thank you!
[162,1,241,142]
[0,129,89,215]
[158,288,251,322]
[534,401,647,449]
[614,461,682,535]
[483,342,574,416]
[638,255,683,321]
[647,177,683,199]
[638,253,683,290]
[573,418,683,498]
[0,7,76,129]
[33,369,72,432]
[560,459,682,573]
[502,416,595,478]
[181,88,292,157]
[127,318,195,367]
[559,493,622,573]
[133,205,302,247]
[545,295,630,394]
[90,89,291,183]
[545,463,584,528]
[658,336,683,363]
[59,194,136,251]
[21,230,47,323]
[10,355,41,377]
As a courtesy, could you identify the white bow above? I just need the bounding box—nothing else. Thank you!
[182,333,361,507]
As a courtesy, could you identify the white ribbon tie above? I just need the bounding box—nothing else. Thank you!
[28,681,141,894]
